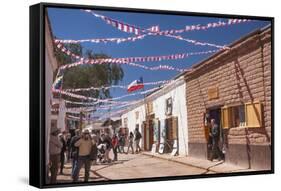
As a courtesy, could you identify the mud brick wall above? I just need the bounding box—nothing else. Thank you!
[185,27,272,167]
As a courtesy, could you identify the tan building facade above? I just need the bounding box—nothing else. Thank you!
[185,26,272,170]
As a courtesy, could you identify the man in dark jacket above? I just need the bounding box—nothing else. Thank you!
[134,128,142,153]
[70,129,81,178]
[210,119,223,161]
[59,132,67,175]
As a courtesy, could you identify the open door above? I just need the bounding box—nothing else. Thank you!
[206,107,223,160]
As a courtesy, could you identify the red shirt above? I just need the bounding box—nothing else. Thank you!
[112,137,118,148]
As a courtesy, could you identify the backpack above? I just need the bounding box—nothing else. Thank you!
[135,131,142,140]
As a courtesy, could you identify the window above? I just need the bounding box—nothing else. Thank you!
[232,105,246,127]
[165,117,178,140]
[165,97,173,116]
[221,102,262,128]
[153,119,160,142]
[222,105,246,128]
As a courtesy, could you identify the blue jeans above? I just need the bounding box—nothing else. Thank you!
[72,156,91,182]
[71,158,78,178]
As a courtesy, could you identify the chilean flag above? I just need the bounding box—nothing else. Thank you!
[127,77,144,93]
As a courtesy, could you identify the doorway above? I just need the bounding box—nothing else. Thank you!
[144,114,154,151]
[206,107,223,160]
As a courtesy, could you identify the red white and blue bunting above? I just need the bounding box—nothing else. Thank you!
[83,9,250,37]
[53,86,160,103]
[50,9,254,115]
[64,79,171,92]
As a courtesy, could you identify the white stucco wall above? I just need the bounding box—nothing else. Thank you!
[121,104,146,145]
[152,81,188,156]
[120,77,189,156]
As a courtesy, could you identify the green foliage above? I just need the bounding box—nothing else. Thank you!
[53,43,124,105]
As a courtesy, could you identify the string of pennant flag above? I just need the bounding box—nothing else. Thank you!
[50,9,254,115]
[53,99,141,112]
[64,79,171,92]
[54,32,228,49]
[53,86,160,103]
[58,60,190,73]
[54,41,218,75]
[55,16,250,45]
[55,40,219,64]
[83,9,251,37]
[55,41,193,73]
[65,99,138,106]
[73,9,252,50]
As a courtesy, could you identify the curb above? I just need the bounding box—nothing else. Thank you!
[142,152,218,173]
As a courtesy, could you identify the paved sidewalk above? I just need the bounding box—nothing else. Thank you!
[142,152,255,174]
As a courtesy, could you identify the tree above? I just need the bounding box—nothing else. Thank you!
[53,43,124,107]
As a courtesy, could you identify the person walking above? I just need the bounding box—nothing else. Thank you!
[66,133,72,162]
[117,131,121,153]
[134,128,142,153]
[70,129,81,178]
[126,132,134,154]
[90,133,98,165]
[119,134,125,153]
[72,129,93,182]
[210,119,223,161]
[59,132,67,175]
[99,133,112,163]
[112,134,119,161]
[49,126,62,184]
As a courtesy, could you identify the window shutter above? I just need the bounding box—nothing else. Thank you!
[221,107,231,129]
[153,119,160,142]
[166,118,173,140]
[245,102,262,128]
[172,117,178,139]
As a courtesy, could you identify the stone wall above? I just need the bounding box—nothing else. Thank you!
[185,26,272,169]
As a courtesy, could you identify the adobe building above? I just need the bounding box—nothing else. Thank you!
[121,75,189,156]
[185,25,272,170]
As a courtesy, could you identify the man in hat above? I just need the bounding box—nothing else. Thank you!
[49,126,62,184]
[72,129,93,182]
[59,132,67,175]
[210,119,223,161]
[70,129,81,178]
[134,127,142,153]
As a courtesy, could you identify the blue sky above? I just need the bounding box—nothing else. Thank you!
[47,7,270,114]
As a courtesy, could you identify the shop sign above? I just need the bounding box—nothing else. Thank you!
[208,87,219,100]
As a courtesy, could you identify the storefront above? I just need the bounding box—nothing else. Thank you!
[120,75,189,156]
[185,26,272,170]
[144,76,189,156]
